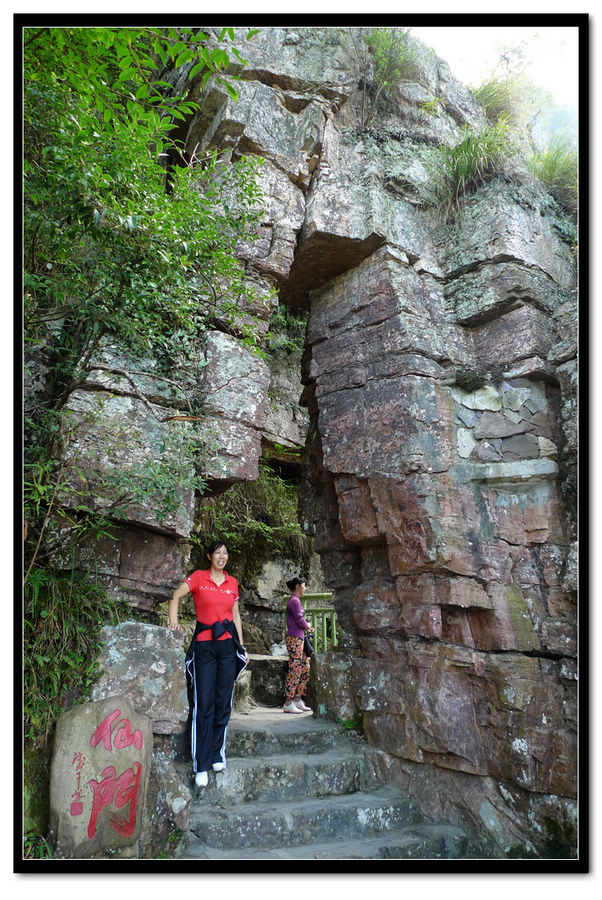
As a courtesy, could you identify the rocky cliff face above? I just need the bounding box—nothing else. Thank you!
[40,26,577,856]
[178,27,576,856]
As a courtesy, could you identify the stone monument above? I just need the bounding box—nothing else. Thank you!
[49,694,152,858]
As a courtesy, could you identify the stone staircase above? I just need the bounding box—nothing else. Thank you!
[173,705,469,860]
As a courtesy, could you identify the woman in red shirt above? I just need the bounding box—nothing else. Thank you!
[169,540,247,793]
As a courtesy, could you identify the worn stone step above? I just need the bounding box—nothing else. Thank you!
[175,822,467,860]
[226,706,349,758]
[185,786,419,851]
[176,749,363,804]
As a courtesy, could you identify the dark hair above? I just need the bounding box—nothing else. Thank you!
[206,540,229,556]
[286,576,305,592]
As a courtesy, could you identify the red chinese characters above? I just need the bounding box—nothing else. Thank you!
[90,709,143,752]
[70,752,86,816]
[69,708,144,843]
[87,763,142,839]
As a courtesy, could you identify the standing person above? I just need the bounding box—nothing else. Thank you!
[169,540,248,793]
[283,576,313,714]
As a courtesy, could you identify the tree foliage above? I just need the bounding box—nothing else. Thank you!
[348,27,418,128]
[195,459,311,581]
[23,26,268,572]
[22,26,267,756]
[24,27,265,393]
[23,564,129,746]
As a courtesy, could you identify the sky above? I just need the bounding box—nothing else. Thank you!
[410,25,580,145]
[411,25,579,111]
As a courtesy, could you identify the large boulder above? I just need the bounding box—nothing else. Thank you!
[91,622,188,735]
[49,695,153,859]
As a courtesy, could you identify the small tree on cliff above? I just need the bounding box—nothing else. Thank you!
[353,27,418,127]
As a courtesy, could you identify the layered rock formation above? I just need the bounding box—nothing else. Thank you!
[45,327,275,607]
[177,27,576,856]
[38,26,577,856]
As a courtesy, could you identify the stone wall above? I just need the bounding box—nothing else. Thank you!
[178,27,577,856]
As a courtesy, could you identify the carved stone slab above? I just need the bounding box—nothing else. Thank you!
[49,695,152,859]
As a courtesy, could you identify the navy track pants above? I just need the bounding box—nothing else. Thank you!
[187,638,238,774]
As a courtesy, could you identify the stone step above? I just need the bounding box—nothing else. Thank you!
[175,822,468,860]
[176,748,363,804]
[184,785,419,851]
[226,707,350,758]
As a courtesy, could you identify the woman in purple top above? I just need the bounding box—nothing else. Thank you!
[283,577,314,714]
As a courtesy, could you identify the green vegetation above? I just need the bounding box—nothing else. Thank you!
[470,52,577,216]
[435,116,517,212]
[23,25,265,580]
[453,366,487,393]
[24,27,265,380]
[24,564,129,746]
[333,714,363,733]
[418,96,444,117]
[22,26,265,823]
[157,828,185,858]
[270,442,304,460]
[23,832,54,860]
[195,459,311,580]
[347,27,419,128]
[364,27,419,126]
[265,304,308,354]
[527,135,578,214]
[414,40,578,218]
[24,403,211,584]
[473,74,552,140]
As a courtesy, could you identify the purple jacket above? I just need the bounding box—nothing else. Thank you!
[286,594,310,639]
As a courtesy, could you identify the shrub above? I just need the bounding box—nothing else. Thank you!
[436,116,517,210]
[194,459,311,579]
[527,134,578,214]
[23,832,53,860]
[24,564,128,746]
[473,74,552,139]
[265,304,308,354]
[358,27,419,126]
[472,71,577,216]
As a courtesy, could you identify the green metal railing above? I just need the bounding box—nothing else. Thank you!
[284,593,340,653]
[307,607,339,653]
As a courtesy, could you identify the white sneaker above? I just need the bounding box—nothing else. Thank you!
[294,698,312,712]
[212,762,226,772]
[194,771,208,788]
[283,699,302,714]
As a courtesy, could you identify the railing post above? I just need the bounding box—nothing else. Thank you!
[283,598,339,653]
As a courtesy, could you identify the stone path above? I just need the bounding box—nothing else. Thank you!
[174,705,468,860]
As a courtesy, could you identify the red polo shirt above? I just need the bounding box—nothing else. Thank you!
[185,569,239,641]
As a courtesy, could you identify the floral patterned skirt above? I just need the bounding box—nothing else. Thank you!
[284,635,310,700]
